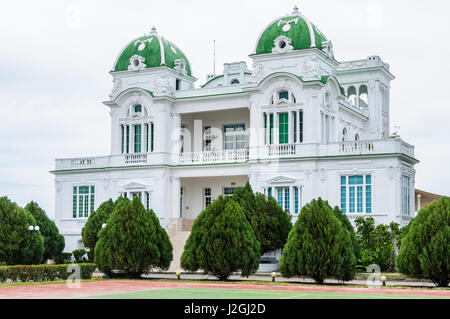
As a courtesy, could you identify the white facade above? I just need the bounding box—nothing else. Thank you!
[52,8,418,253]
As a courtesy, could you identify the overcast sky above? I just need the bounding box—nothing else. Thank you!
[0,0,449,219]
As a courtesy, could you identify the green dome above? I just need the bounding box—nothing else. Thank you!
[113,28,192,76]
[255,8,328,55]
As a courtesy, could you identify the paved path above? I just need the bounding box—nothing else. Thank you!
[0,280,449,299]
[143,272,438,288]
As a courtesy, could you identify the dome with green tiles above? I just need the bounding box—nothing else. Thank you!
[113,27,192,76]
[255,7,328,55]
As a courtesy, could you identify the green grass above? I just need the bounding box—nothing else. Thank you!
[0,279,106,288]
[82,287,450,299]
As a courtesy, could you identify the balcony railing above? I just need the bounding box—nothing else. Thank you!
[54,138,415,171]
[178,149,249,164]
[269,144,296,157]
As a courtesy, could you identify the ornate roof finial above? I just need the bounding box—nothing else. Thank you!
[292,5,300,15]
[150,25,157,35]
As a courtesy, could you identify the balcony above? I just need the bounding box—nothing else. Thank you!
[178,149,249,164]
[54,138,415,171]
[264,138,414,159]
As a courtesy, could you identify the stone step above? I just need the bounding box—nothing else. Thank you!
[167,231,191,273]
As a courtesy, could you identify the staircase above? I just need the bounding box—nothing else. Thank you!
[167,230,191,273]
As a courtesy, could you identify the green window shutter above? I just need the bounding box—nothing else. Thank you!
[84,195,89,218]
[126,126,130,153]
[73,187,77,218]
[293,112,297,143]
[78,195,83,218]
[90,186,95,214]
[264,113,267,144]
[121,125,124,153]
[279,113,289,144]
[151,123,154,152]
[269,114,274,145]
[134,125,141,153]
[146,124,149,152]
[299,110,304,143]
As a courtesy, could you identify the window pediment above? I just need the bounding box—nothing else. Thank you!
[268,176,296,184]
[123,182,147,190]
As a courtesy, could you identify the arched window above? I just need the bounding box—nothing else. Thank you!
[347,86,357,106]
[354,133,360,150]
[230,79,240,85]
[359,85,368,108]
[121,104,154,155]
[271,89,297,104]
[134,104,142,113]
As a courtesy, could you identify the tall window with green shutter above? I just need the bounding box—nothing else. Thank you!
[151,123,154,152]
[121,125,124,153]
[145,123,149,152]
[72,185,95,219]
[134,125,141,153]
[279,113,288,144]
[264,113,267,145]
[269,114,274,144]
[126,126,130,153]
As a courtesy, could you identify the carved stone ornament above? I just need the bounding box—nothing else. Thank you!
[153,74,174,96]
[250,62,264,83]
[109,79,123,100]
[272,36,294,54]
[302,56,321,81]
[174,58,187,75]
[321,40,334,59]
[128,54,147,71]
[277,18,299,32]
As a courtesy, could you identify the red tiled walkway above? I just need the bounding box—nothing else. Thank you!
[0,280,449,299]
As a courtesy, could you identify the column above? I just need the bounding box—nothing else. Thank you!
[141,121,145,154]
[274,112,279,145]
[128,124,133,153]
[288,110,293,144]
[356,86,360,109]
[265,112,270,145]
[172,177,181,220]
[121,124,126,154]
[289,186,294,215]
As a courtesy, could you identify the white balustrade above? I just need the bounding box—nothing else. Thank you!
[339,141,375,154]
[268,144,296,157]
[55,139,415,170]
[125,153,148,164]
[70,158,95,167]
[178,149,249,164]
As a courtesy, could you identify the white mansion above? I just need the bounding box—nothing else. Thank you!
[52,7,418,256]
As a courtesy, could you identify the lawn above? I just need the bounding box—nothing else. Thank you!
[81,287,450,299]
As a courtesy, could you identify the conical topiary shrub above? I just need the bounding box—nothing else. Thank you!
[94,196,172,278]
[0,197,44,265]
[181,196,261,280]
[232,182,292,255]
[396,196,450,287]
[279,197,356,284]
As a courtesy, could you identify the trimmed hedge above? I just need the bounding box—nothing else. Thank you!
[0,264,96,283]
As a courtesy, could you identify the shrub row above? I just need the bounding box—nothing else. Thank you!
[0,264,97,283]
